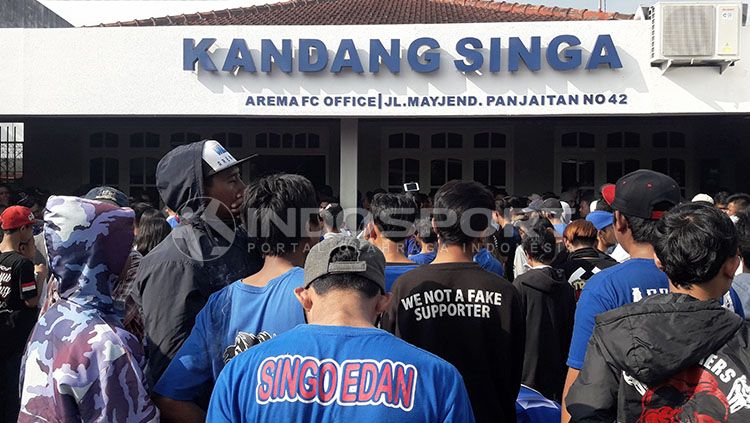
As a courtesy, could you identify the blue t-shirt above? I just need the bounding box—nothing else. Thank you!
[567,258,668,369]
[207,324,475,423]
[408,250,437,265]
[553,223,568,235]
[473,248,504,277]
[154,267,306,401]
[386,264,420,292]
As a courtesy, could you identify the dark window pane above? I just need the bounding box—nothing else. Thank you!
[294,133,307,148]
[145,158,159,185]
[255,133,267,148]
[653,132,668,148]
[388,159,402,186]
[474,133,489,148]
[624,132,640,148]
[105,158,119,185]
[105,133,118,148]
[579,161,595,186]
[624,159,640,174]
[146,132,159,148]
[90,133,103,148]
[227,133,242,148]
[670,159,686,186]
[405,133,419,149]
[561,133,576,148]
[404,159,419,182]
[490,159,506,186]
[186,133,201,143]
[282,133,293,148]
[308,133,320,148]
[431,160,446,186]
[130,133,144,148]
[447,133,463,149]
[170,133,185,147]
[561,161,577,189]
[579,132,595,148]
[90,158,103,183]
[490,133,506,148]
[606,133,622,148]
[652,158,668,174]
[431,133,446,148]
[447,159,462,180]
[212,133,227,143]
[269,133,281,148]
[474,160,489,185]
[670,132,685,148]
[607,161,623,182]
[388,134,403,149]
[130,158,143,185]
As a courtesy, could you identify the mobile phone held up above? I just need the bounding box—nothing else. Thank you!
[403,182,420,192]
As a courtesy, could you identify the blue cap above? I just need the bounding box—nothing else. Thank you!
[84,186,129,208]
[586,210,614,230]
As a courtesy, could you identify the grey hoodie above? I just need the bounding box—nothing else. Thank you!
[132,141,262,388]
[567,293,750,422]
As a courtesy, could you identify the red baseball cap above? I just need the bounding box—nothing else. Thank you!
[1,206,39,230]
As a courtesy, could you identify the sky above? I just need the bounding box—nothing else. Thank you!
[40,0,661,27]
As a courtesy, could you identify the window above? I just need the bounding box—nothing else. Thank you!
[256,133,321,149]
[606,132,640,148]
[652,132,686,148]
[388,159,420,192]
[90,132,119,148]
[430,159,462,191]
[561,160,595,190]
[473,132,506,148]
[561,132,595,148]
[653,158,686,189]
[431,132,463,149]
[129,132,160,148]
[0,123,23,182]
[170,132,201,147]
[89,158,119,186]
[388,133,420,149]
[212,132,242,149]
[606,159,640,182]
[130,157,159,204]
[473,159,506,188]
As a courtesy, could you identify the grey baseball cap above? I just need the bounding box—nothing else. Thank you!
[303,236,386,292]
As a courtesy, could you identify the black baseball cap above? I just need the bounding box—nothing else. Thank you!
[611,170,681,220]
[85,186,129,208]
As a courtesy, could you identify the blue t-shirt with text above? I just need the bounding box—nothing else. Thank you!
[207,324,475,423]
[567,259,668,369]
[154,267,306,401]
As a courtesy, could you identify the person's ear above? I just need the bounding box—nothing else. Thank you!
[364,222,377,241]
[723,251,742,278]
[294,287,313,311]
[653,252,665,272]
[375,292,393,314]
[613,211,628,233]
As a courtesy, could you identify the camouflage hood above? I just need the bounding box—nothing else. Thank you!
[44,196,134,311]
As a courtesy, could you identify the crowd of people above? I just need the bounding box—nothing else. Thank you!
[1,138,750,422]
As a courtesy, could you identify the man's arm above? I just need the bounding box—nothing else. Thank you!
[565,331,619,422]
[560,367,580,423]
[19,258,38,308]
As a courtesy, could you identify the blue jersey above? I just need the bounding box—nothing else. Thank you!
[386,264,420,292]
[409,250,437,265]
[567,259,668,369]
[473,248,504,277]
[207,325,475,423]
[154,267,306,401]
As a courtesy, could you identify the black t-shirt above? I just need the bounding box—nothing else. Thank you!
[381,262,526,423]
[0,251,38,355]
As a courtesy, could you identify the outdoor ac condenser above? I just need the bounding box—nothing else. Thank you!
[650,2,743,73]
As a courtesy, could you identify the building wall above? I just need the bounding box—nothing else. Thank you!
[0,0,71,28]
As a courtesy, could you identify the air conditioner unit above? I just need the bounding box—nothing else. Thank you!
[651,2,742,73]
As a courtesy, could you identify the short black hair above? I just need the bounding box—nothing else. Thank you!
[310,246,381,298]
[242,173,319,257]
[432,181,494,245]
[618,201,675,246]
[654,203,738,288]
[736,209,750,264]
[728,193,750,212]
[371,193,417,243]
[414,217,437,244]
[320,203,344,230]
[131,202,159,226]
[714,191,731,206]
[522,227,556,264]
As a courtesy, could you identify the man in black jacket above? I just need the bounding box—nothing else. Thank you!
[567,203,750,422]
[514,226,576,402]
[132,140,263,388]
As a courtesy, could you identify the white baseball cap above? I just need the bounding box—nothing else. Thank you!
[691,193,714,205]
[201,140,257,176]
